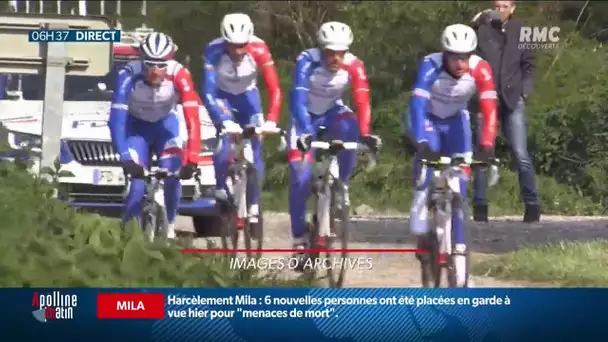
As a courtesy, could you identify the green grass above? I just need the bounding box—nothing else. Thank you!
[472,240,608,287]
[0,161,314,287]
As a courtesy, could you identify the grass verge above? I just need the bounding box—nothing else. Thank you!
[0,161,313,287]
[472,240,608,287]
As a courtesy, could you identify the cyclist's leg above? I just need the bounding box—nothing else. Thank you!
[152,112,184,238]
[410,116,440,234]
[231,88,265,218]
[288,115,326,247]
[410,116,440,264]
[443,110,473,249]
[326,105,359,184]
[121,117,152,227]
[211,94,235,201]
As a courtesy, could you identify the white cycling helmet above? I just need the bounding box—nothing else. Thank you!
[441,24,478,54]
[221,13,254,45]
[140,32,174,60]
[317,21,353,51]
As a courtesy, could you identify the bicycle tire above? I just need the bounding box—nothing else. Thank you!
[303,215,320,281]
[326,181,350,288]
[142,213,156,243]
[302,180,323,279]
[219,172,239,259]
[421,207,442,288]
[447,197,471,288]
[142,201,159,243]
[156,204,169,240]
[243,166,263,259]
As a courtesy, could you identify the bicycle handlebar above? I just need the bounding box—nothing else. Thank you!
[126,167,201,181]
[310,140,373,153]
[216,125,288,153]
[419,155,500,187]
[218,125,285,138]
[420,156,500,168]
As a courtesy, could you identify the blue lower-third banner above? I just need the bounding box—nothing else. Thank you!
[3,288,607,341]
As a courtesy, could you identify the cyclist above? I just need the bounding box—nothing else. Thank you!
[109,32,201,239]
[288,21,382,257]
[406,24,498,263]
[201,13,282,223]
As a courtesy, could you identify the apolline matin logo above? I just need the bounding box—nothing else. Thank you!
[31,291,78,323]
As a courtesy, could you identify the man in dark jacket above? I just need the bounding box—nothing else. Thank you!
[471,0,541,223]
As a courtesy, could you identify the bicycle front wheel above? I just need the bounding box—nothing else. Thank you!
[326,181,350,288]
[243,166,263,259]
[219,174,239,258]
[423,207,443,288]
[447,198,471,288]
[142,201,163,243]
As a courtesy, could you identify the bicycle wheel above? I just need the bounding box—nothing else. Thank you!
[423,207,443,288]
[142,201,158,243]
[243,166,263,259]
[326,181,350,288]
[219,172,239,258]
[447,197,470,288]
[156,204,169,240]
[302,181,323,280]
[303,215,320,281]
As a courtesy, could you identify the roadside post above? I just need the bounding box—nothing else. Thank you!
[0,12,112,177]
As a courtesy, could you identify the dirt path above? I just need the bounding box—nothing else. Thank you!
[175,213,608,287]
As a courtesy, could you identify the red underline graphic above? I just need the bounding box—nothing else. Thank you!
[181,248,426,254]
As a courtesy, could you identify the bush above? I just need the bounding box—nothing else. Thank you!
[0,162,311,287]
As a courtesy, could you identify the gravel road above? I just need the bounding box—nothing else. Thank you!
[175,213,608,287]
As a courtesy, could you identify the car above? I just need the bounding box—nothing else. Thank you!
[0,26,221,236]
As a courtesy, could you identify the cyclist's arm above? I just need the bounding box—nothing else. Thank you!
[174,65,201,163]
[290,51,315,134]
[408,57,438,144]
[347,58,371,136]
[108,65,135,161]
[201,43,229,125]
[249,41,282,123]
[470,58,498,148]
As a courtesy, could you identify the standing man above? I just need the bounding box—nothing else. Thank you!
[471,0,541,223]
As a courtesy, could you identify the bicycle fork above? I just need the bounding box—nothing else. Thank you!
[316,158,340,247]
[434,174,464,265]
[433,200,451,266]
[231,139,255,229]
[438,175,469,287]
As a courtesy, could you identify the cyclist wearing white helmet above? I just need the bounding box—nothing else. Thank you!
[406,24,498,264]
[202,13,282,222]
[109,32,202,239]
[288,21,381,256]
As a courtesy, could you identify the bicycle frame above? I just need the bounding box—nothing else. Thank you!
[315,150,341,239]
[229,135,255,222]
[217,126,286,223]
[123,169,170,208]
[426,157,498,254]
[421,155,499,287]
[123,168,180,242]
[427,161,469,258]
[310,141,366,239]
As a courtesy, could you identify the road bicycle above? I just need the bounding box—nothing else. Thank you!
[124,168,194,243]
[301,127,381,288]
[418,154,499,288]
[215,124,286,258]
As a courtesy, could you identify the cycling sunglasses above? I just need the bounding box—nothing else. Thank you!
[143,60,168,69]
[444,51,472,61]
